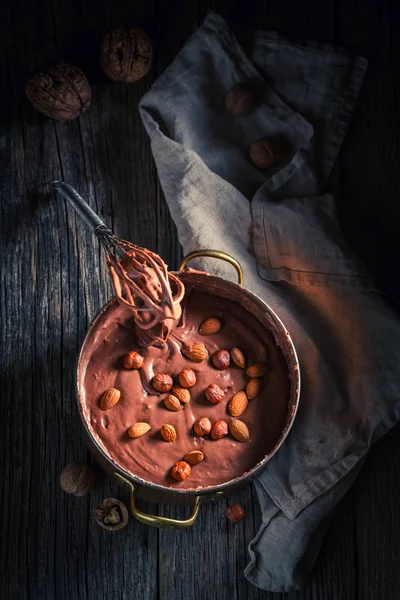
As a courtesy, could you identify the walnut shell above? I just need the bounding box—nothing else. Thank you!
[95,498,129,531]
[25,62,91,120]
[60,460,95,496]
[100,26,153,83]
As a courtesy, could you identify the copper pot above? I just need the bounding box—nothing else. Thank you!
[76,250,300,529]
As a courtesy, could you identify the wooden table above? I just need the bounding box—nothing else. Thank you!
[2,1,400,598]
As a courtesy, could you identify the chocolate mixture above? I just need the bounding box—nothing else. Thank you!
[80,286,290,489]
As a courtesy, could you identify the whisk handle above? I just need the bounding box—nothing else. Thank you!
[53,181,106,231]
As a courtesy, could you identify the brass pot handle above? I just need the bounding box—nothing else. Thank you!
[114,472,200,529]
[179,249,243,285]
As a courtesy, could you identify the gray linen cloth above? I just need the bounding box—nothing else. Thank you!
[139,12,400,592]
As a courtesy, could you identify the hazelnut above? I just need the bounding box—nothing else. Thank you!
[211,349,230,370]
[249,136,287,170]
[178,369,197,388]
[123,351,144,369]
[225,82,259,116]
[152,373,173,392]
[193,417,212,436]
[226,503,245,523]
[25,62,91,120]
[100,26,153,83]
[171,461,191,481]
[205,383,225,405]
[211,420,228,440]
[95,498,129,530]
[60,461,95,496]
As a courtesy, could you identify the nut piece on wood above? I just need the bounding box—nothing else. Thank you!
[100,26,153,83]
[25,62,91,120]
[123,351,144,370]
[152,373,173,392]
[193,417,212,436]
[60,460,95,496]
[171,461,191,481]
[95,498,129,530]
[249,137,287,170]
[226,503,245,523]
[225,82,259,117]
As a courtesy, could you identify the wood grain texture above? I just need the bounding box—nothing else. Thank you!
[1,0,400,599]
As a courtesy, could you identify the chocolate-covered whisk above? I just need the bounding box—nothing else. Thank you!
[53,181,185,345]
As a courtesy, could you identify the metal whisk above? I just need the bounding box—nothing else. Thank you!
[52,181,129,260]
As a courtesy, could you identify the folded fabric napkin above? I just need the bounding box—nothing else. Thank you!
[139,12,400,591]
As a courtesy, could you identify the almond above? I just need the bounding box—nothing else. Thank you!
[231,348,246,369]
[160,424,177,442]
[100,387,121,410]
[229,419,250,442]
[228,391,248,417]
[164,394,183,412]
[199,317,223,335]
[182,342,208,362]
[183,450,204,465]
[172,386,191,404]
[246,363,268,378]
[128,422,151,439]
[246,378,263,399]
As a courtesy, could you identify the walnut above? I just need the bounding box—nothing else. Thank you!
[225,82,260,116]
[100,26,153,83]
[59,460,95,496]
[25,62,91,120]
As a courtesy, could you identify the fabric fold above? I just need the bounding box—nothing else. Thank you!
[139,11,400,590]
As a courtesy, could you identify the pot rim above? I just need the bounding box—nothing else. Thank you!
[76,271,301,496]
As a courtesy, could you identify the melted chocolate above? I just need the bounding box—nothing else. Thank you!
[80,289,290,489]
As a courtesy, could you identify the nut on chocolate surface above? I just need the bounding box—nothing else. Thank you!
[225,82,259,116]
[95,498,128,530]
[100,26,153,83]
[60,460,95,496]
[25,62,91,120]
